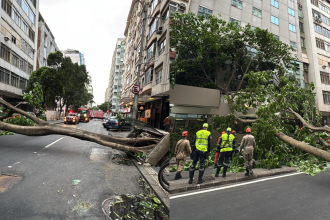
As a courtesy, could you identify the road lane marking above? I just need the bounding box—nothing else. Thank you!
[44,137,64,148]
[170,172,303,199]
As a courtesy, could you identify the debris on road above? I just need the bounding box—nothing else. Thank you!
[72,179,81,186]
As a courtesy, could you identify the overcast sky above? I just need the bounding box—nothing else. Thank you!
[39,0,132,105]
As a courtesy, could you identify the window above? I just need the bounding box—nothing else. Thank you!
[271,0,279,8]
[1,43,11,62]
[290,41,297,51]
[147,42,156,59]
[11,52,19,68]
[299,22,304,33]
[230,18,241,25]
[149,18,158,37]
[155,68,162,84]
[311,0,319,7]
[21,39,28,53]
[253,8,262,18]
[288,8,295,16]
[301,37,305,48]
[28,45,34,59]
[29,28,35,42]
[30,0,36,8]
[314,23,323,34]
[324,27,330,38]
[298,8,303,18]
[169,2,179,12]
[274,35,280,41]
[144,67,153,85]
[289,24,296,33]
[22,0,35,24]
[12,7,21,27]
[11,73,19,87]
[163,9,169,21]
[0,67,10,84]
[150,0,159,14]
[19,78,27,90]
[323,91,330,104]
[198,6,212,17]
[2,0,12,17]
[271,16,279,25]
[158,38,166,55]
[320,2,327,13]
[321,14,330,25]
[321,72,330,84]
[11,35,16,44]
[316,38,325,49]
[20,59,27,72]
[27,64,33,75]
[22,19,28,35]
[232,0,242,9]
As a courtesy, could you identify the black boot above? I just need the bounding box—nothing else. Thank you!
[174,172,182,180]
[215,165,221,177]
[249,165,253,175]
[245,168,249,177]
[197,170,205,184]
[222,166,227,178]
[188,170,194,184]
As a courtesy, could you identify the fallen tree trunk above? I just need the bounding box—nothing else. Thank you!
[146,133,170,166]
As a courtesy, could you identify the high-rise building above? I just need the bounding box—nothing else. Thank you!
[106,38,125,116]
[62,49,85,66]
[36,13,59,69]
[0,0,39,108]
[122,0,172,128]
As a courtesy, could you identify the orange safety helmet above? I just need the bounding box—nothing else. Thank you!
[246,128,251,133]
[182,131,189,137]
[232,130,236,134]
[221,131,226,134]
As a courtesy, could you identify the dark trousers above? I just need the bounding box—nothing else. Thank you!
[217,151,231,167]
[190,150,207,170]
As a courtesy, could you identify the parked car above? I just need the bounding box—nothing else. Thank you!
[104,118,131,131]
[64,113,80,124]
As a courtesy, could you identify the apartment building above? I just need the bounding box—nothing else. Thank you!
[105,38,125,115]
[62,49,85,66]
[36,13,59,69]
[300,0,330,124]
[122,0,177,129]
[170,0,304,130]
[0,0,39,108]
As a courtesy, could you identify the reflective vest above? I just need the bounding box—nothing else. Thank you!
[220,133,235,152]
[195,130,211,152]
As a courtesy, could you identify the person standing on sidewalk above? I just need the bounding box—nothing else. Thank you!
[174,131,192,180]
[163,116,170,132]
[215,127,236,178]
[188,123,212,184]
[214,131,226,168]
[239,127,256,176]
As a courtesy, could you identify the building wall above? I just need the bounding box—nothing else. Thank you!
[0,0,39,103]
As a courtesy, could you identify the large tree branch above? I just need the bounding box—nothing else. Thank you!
[319,138,330,149]
[234,116,256,123]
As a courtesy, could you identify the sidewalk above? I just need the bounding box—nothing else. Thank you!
[47,119,63,124]
[169,166,297,194]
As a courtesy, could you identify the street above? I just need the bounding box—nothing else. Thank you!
[0,120,143,220]
[170,172,330,220]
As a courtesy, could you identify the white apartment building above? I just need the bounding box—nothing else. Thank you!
[122,0,175,129]
[0,0,39,109]
[62,49,85,66]
[300,0,330,125]
[170,0,305,130]
[106,38,125,116]
[36,13,59,69]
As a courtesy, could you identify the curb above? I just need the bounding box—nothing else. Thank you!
[132,162,169,212]
[169,167,297,194]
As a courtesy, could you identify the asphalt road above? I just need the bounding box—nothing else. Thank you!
[170,172,330,220]
[0,120,143,220]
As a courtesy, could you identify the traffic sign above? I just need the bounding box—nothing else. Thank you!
[132,84,141,95]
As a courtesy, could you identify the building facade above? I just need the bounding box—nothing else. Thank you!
[105,38,125,116]
[0,0,39,108]
[36,13,59,69]
[170,0,305,131]
[121,0,174,129]
[62,49,85,66]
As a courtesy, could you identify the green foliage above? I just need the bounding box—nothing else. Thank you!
[97,102,112,112]
[4,116,36,126]
[23,82,44,116]
[0,131,14,136]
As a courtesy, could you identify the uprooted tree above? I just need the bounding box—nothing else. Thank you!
[170,13,330,173]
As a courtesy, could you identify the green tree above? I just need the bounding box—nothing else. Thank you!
[98,101,112,112]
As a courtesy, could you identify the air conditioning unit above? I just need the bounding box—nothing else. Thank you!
[298,3,302,9]
[179,3,186,11]
[314,17,322,23]
[4,36,9,41]
[156,26,163,34]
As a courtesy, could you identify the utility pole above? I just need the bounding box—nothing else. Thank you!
[131,0,148,119]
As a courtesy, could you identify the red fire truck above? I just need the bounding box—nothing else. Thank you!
[89,110,104,119]
[77,108,90,122]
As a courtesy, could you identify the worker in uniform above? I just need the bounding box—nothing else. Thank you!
[240,127,256,176]
[174,131,192,180]
[189,123,212,184]
[214,131,226,168]
[215,127,236,178]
